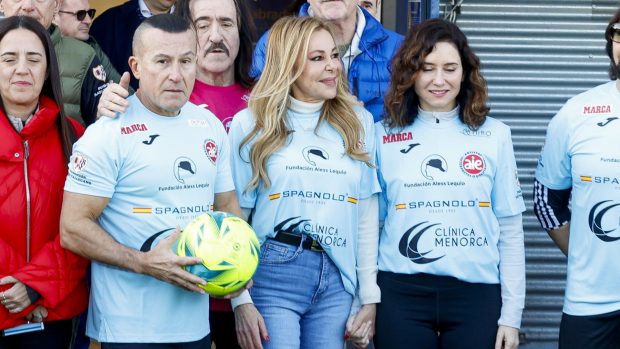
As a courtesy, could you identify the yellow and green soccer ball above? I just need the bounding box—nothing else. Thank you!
[175,211,260,296]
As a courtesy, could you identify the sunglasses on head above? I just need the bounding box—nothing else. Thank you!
[58,9,96,21]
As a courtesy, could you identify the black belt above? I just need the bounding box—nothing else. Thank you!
[272,232,324,252]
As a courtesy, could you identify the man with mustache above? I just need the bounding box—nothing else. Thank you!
[534,7,620,349]
[251,0,403,122]
[90,0,176,89]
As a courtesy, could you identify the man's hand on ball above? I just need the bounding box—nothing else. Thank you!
[138,228,206,293]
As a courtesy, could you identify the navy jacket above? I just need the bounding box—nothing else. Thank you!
[251,5,403,121]
[90,0,144,89]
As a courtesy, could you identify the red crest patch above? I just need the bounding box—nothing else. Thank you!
[204,139,217,164]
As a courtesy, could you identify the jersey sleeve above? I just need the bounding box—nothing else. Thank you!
[64,120,119,198]
[358,108,381,199]
[491,126,526,218]
[213,120,235,194]
[374,122,388,221]
[229,110,257,209]
[535,104,573,190]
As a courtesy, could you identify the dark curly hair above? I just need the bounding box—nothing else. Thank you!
[605,8,620,80]
[384,19,489,129]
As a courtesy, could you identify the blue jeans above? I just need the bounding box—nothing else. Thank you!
[251,238,353,349]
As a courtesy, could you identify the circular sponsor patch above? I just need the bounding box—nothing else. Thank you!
[460,152,486,177]
[204,139,218,164]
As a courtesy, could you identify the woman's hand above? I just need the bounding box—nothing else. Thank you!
[495,325,519,349]
[234,303,269,349]
[0,276,32,313]
[345,303,376,348]
[26,305,48,323]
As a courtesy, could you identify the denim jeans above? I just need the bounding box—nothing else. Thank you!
[251,238,353,349]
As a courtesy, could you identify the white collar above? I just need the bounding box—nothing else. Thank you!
[289,96,324,114]
[417,106,460,126]
[138,0,175,18]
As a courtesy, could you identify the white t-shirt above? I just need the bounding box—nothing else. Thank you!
[376,110,525,284]
[229,98,380,296]
[65,95,234,342]
[536,81,620,316]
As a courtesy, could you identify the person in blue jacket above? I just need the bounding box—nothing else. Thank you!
[251,0,402,122]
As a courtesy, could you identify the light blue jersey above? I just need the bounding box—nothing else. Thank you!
[64,95,234,343]
[536,81,620,316]
[376,111,525,284]
[229,99,380,296]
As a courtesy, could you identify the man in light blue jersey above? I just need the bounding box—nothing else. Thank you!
[59,14,244,348]
[534,7,620,349]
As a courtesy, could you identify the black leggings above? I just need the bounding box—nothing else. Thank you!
[559,309,620,349]
[0,319,73,349]
[375,272,501,349]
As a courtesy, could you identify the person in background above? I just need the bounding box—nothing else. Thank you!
[251,0,402,122]
[375,19,524,349]
[358,0,380,21]
[90,0,176,90]
[0,0,109,125]
[0,15,88,349]
[54,0,124,89]
[230,16,380,349]
[534,7,620,349]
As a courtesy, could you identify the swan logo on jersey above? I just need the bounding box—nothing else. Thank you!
[589,200,620,242]
[421,155,448,180]
[140,228,175,252]
[173,157,196,184]
[382,131,413,144]
[204,139,218,164]
[399,222,444,264]
[583,105,611,114]
[274,217,346,248]
[460,152,486,177]
[302,146,329,166]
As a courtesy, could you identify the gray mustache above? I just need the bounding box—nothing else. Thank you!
[205,43,229,56]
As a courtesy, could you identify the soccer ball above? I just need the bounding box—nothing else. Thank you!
[175,211,260,296]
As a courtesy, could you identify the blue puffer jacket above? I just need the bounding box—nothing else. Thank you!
[251,5,403,121]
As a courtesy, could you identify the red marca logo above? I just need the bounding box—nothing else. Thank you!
[121,123,148,134]
[583,105,611,114]
[460,152,486,177]
[382,132,412,144]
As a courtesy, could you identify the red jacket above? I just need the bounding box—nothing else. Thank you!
[0,96,89,330]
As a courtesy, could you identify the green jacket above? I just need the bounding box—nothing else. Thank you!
[50,25,106,125]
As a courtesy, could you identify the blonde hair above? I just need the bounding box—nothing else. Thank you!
[241,16,371,191]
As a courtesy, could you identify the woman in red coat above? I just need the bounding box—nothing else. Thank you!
[0,16,88,349]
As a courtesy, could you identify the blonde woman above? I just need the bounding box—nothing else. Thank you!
[229,16,380,349]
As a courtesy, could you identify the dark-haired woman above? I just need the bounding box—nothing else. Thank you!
[0,16,88,349]
[374,19,525,349]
